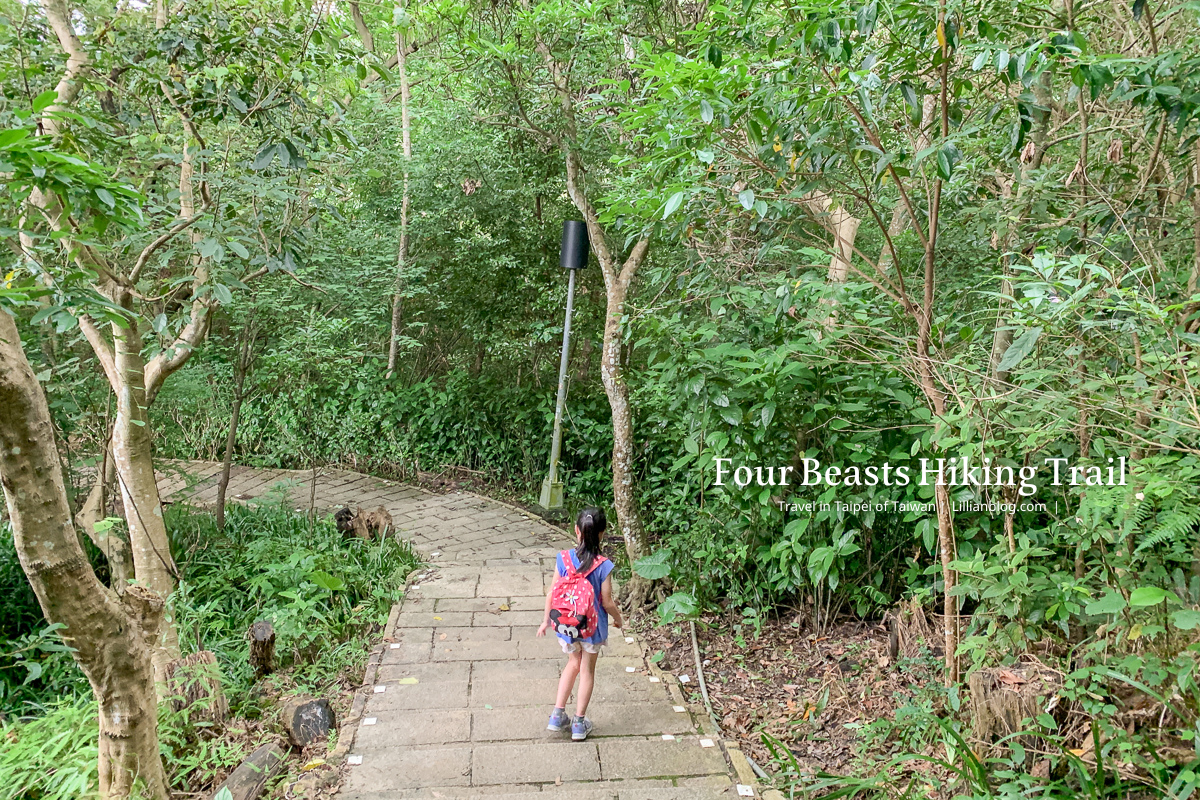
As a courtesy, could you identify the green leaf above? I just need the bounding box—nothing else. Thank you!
[1085,592,1126,615]
[936,141,961,180]
[214,789,235,800]
[32,90,58,113]
[658,591,698,624]
[700,99,714,124]
[633,551,671,580]
[211,284,233,306]
[697,149,714,164]
[738,188,755,210]
[760,402,776,428]
[251,141,277,171]
[228,240,250,259]
[856,2,877,35]
[997,327,1042,372]
[0,128,31,149]
[22,660,43,684]
[663,191,684,219]
[1171,609,1200,630]
[95,188,116,209]
[198,237,222,259]
[1129,586,1169,607]
[308,570,346,591]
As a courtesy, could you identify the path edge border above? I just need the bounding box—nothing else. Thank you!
[329,568,419,763]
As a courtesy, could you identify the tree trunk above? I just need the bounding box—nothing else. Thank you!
[0,309,169,800]
[76,446,134,585]
[534,22,654,605]
[599,275,651,605]
[110,297,181,678]
[387,11,413,379]
[248,620,276,678]
[349,1,374,53]
[926,19,958,684]
[217,324,255,532]
[1188,140,1200,334]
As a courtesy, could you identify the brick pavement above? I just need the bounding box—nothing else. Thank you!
[158,462,755,800]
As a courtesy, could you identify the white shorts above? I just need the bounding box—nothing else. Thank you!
[559,639,606,655]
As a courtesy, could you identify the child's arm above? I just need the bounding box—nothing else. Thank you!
[536,578,554,637]
[601,575,624,630]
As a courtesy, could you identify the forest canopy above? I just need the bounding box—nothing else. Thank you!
[1,0,1199,797]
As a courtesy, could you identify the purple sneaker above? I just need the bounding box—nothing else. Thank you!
[571,716,594,741]
[547,708,569,732]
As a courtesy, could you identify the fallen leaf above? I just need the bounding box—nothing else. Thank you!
[440,633,447,640]
[302,759,325,771]
[499,604,510,612]
[997,669,1028,687]
[396,677,418,685]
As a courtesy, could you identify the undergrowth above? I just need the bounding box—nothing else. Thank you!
[0,499,419,799]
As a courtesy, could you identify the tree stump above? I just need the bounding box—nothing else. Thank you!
[248,620,275,678]
[281,695,337,749]
[211,742,285,800]
[969,664,1061,757]
[165,650,228,728]
[334,505,393,540]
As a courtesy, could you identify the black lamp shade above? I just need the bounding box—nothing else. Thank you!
[560,220,590,270]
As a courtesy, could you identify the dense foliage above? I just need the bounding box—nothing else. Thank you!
[2,0,1199,796]
[0,501,417,798]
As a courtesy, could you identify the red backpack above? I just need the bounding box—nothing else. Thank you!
[549,550,607,640]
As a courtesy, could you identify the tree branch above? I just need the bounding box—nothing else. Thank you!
[79,315,119,391]
[128,212,208,284]
[40,0,91,139]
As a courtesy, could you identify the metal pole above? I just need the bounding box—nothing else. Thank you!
[540,268,576,509]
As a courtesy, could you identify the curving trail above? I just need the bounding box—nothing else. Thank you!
[158,461,760,800]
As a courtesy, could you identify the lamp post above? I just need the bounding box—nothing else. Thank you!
[539,220,589,510]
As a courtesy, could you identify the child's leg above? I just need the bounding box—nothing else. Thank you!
[574,650,600,717]
[555,648,583,708]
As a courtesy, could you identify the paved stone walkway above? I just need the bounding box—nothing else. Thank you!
[158,462,759,800]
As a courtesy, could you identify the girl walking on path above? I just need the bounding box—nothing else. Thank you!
[537,507,624,741]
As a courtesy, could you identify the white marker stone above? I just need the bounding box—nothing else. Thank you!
[648,676,661,683]
[661,734,675,741]
[364,717,377,726]
[389,643,400,649]
[700,738,715,748]
[679,674,691,683]
[737,785,755,797]
[624,636,634,643]
[348,755,363,766]
[673,705,685,713]
[373,685,386,693]
[625,666,636,673]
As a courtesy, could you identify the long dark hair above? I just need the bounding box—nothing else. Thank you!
[575,506,606,573]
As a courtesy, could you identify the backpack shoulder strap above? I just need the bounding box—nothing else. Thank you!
[560,550,577,577]
[577,554,607,579]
